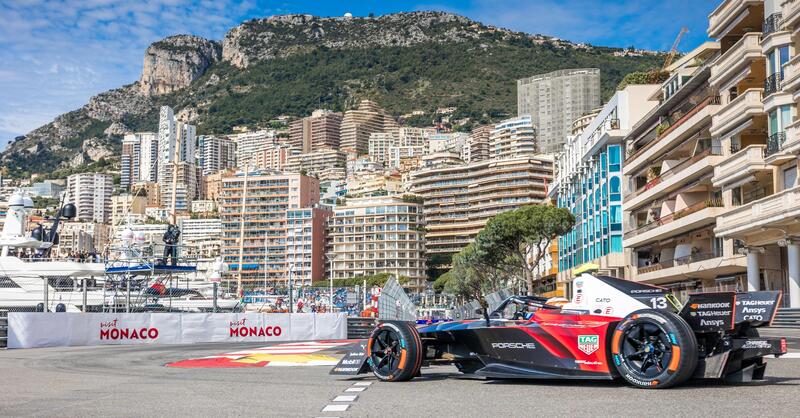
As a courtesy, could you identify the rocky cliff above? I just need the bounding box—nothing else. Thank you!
[139,35,222,96]
[1,12,664,178]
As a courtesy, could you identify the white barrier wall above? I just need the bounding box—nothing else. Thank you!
[7,312,347,349]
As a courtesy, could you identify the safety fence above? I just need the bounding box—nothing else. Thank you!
[377,278,417,322]
[7,312,347,349]
[0,310,7,348]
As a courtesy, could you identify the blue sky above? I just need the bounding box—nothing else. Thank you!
[0,0,720,145]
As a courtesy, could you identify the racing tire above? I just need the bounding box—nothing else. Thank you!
[611,309,697,389]
[367,321,423,382]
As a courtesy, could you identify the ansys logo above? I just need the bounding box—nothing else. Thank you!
[578,334,599,355]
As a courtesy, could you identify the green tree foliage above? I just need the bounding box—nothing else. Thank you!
[477,205,575,295]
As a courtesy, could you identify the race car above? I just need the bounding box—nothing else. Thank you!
[331,274,788,389]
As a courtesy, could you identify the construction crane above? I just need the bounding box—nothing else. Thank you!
[662,27,689,70]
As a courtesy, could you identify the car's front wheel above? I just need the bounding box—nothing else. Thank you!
[367,321,423,382]
[611,309,697,389]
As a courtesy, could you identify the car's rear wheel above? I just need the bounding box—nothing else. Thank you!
[367,321,422,382]
[612,309,697,389]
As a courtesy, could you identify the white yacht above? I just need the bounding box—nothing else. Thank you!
[0,191,240,312]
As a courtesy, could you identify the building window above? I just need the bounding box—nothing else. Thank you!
[784,166,798,190]
[611,235,623,253]
[609,177,621,202]
[608,145,621,172]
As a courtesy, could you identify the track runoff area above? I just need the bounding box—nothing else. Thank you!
[0,335,798,417]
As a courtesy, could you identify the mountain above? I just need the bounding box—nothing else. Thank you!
[1,12,664,179]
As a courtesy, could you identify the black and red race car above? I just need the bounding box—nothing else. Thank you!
[331,274,788,389]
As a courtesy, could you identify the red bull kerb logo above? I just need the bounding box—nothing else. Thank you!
[99,319,159,340]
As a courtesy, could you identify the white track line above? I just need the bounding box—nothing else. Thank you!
[353,381,372,386]
[344,387,366,392]
[322,404,349,412]
[777,352,800,359]
[333,395,358,402]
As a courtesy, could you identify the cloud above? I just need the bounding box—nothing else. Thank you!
[0,0,260,143]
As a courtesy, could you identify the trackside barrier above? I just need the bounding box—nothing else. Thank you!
[7,312,346,349]
[347,317,377,339]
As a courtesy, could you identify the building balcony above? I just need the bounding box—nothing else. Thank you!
[782,55,800,95]
[624,203,725,248]
[624,97,720,176]
[710,89,765,139]
[784,0,800,30]
[634,253,748,284]
[712,144,769,187]
[715,186,800,240]
[767,120,800,164]
[625,153,724,211]
[709,33,762,89]
[709,0,763,38]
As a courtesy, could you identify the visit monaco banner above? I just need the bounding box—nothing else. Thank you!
[7,312,347,349]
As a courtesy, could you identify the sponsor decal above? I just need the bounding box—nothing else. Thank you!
[691,302,731,309]
[624,373,653,387]
[742,340,772,349]
[577,334,599,355]
[99,318,159,341]
[228,318,282,337]
[613,354,621,366]
[595,298,611,303]
[699,319,724,327]
[575,360,603,365]
[491,342,536,349]
[669,333,677,345]
[631,289,662,294]
[575,280,583,289]
[575,293,583,304]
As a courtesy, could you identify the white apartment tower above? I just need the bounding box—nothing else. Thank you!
[490,115,538,159]
[66,172,114,223]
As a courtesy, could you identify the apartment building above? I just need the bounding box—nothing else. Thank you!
[346,172,403,197]
[340,100,399,155]
[328,196,427,291]
[410,156,553,257]
[120,132,158,188]
[219,172,328,291]
[517,68,602,154]
[368,131,398,166]
[110,194,148,227]
[708,0,800,307]
[131,182,160,208]
[463,125,491,163]
[490,115,538,159]
[56,222,110,257]
[65,172,113,223]
[289,109,343,152]
[160,162,198,213]
[621,43,735,299]
[179,218,222,258]
[387,145,426,170]
[254,142,298,171]
[427,132,468,154]
[285,149,347,181]
[198,136,237,176]
[231,129,278,167]
[551,84,660,287]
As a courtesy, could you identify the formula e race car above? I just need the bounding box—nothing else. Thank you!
[330,274,788,389]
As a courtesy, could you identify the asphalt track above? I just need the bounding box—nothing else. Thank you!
[1,332,800,418]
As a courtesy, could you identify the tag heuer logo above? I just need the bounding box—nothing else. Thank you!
[578,335,599,355]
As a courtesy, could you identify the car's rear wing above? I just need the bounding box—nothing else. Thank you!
[678,291,783,332]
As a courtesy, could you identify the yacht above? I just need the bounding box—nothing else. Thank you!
[0,191,240,313]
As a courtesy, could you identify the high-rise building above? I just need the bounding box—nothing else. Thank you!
[368,131,398,166]
[121,132,158,188]
[490,115,538,159]
[328,196,427,291]
[550,84,660,286]
[285,149,348,181]
[160,162,198,213]
[464,125,491,163]
[410,156,553,257]
[199,136,237,176]
[517,68,601,154]
[706,0,800,307]
[220,172,329,290]
[179,218,223,258]
[254,143,297,171]
[65,172,114,223]
[289,109,343,152]
[340,100,399,155]
[231,129,278,168]
[427,132,468,154]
